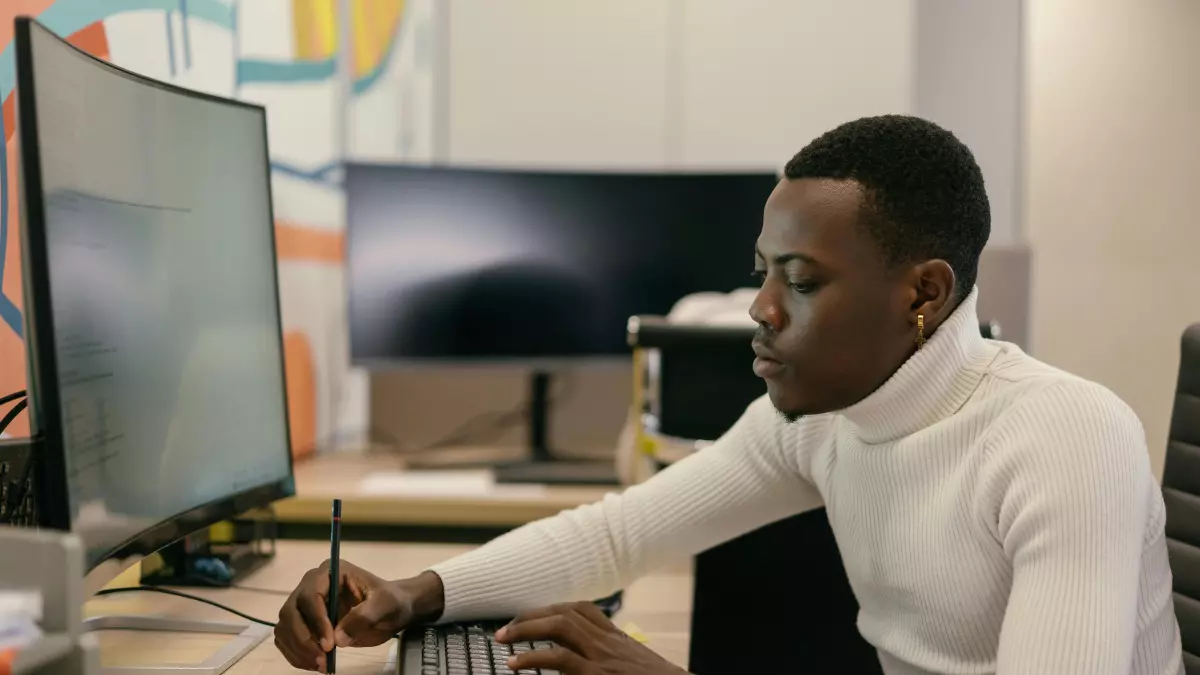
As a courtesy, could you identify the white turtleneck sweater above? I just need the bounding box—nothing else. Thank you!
[430,290,1183,675]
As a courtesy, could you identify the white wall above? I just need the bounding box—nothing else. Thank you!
[1026,0,1200,477]
[675,1,914,168]
[442,0,916,170]
[916,0,1023,246]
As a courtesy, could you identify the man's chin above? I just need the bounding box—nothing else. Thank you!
[766,389,804,424]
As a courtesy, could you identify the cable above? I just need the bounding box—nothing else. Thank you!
[0,397,27,436]
[94,586,400,653]
[2,399,33,523]
[155,578,292,596]
[369,372,579,456]
[93,586,276,627]
[228,584,292,596]
[0,390,26,407]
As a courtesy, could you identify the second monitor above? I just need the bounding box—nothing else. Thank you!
[346,164,778,484]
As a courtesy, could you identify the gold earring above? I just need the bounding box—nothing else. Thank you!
[916,314,926,351]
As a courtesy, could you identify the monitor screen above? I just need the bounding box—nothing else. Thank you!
[346,163,778,363]
[16,19,294,568]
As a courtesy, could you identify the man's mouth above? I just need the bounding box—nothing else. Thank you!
[751,343,785,379]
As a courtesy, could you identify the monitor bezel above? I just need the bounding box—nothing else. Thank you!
[14,16,296,572]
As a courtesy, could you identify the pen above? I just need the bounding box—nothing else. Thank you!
[327,498,342,673]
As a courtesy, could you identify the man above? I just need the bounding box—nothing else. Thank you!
[274,116,1183,674]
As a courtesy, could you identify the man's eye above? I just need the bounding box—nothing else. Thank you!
[789,280,818,294]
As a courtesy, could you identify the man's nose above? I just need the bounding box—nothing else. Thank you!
[750,284,784,333]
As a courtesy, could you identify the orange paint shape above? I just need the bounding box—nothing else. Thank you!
[66,21,110,60]
[0,0,59,54]
[275,221,344,263]
[283,331,317,460]
[3,136,21,312]
[0,319,27,437]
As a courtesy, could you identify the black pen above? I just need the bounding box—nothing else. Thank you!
[327,498,342,673]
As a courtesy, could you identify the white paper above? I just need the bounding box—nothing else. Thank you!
[0,591,42,621]
[0,619,42,650]
[0,590,43,651]
[358,470,546,498]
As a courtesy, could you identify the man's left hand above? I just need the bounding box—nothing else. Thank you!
[494,602,690,675]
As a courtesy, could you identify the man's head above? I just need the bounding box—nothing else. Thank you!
[751,115,990,421]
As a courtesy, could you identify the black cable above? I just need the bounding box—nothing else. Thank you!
[156,579,292,596]
[0,390,26,407]
[2,398,33,523]
[93,586,277,627]
[0,397,27,436]
[228,584,292,596]
[370,372,579,456]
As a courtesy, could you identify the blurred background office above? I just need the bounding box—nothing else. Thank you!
[0,0,1196,480]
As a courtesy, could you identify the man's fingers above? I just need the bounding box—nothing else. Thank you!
[569,602,618,632]
[496,614,593,654]
[295,586,335,652]
[273,634,320,672]
[276,602,325,664]
[508,603,570,625]
[334,592,401,647]
[508,646,590,674]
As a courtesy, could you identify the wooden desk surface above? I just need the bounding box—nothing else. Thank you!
[274,453,613,528]
[90,540,692,674]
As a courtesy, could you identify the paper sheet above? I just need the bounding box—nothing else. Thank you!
[359,470,547,498]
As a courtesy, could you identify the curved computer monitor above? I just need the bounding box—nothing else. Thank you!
[15,18,295,582]
[346,163,779,365]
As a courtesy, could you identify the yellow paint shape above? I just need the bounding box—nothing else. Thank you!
[292,0,337,60]
[622,622,650,644]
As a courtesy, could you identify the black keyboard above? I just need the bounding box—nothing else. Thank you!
[399,621,559,675]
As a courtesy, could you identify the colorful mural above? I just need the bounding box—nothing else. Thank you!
[0,0,434,451]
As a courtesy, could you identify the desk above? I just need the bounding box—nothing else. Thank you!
[92,540,692,674]
[272,454,613,542]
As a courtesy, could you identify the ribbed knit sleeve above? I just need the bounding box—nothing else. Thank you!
[429,395,824,622]
[978,381,1169,674]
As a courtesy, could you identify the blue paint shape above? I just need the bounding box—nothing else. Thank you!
[164,10,177,76]
[0,295,22,340]
[180,0,192,70]
[270,161,341,186]
[236,58,337,86]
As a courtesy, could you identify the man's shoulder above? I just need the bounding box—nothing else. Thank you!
[975,348,1146,469]
[980,344,1139,428]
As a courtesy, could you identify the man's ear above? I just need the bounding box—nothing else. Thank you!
[907,259,956,328]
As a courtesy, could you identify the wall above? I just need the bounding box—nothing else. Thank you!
[443,0,916,170]
[0,0,435,452]
[1026,0,1200,477]
[916,0,1023,246]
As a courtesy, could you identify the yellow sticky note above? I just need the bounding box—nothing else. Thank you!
[621,622,650,644]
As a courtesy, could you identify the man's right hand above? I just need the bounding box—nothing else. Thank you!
[274,559,445,672]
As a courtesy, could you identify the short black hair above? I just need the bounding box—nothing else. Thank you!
[784,114,990,301]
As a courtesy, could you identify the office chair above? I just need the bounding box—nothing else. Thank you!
[1162,324,1200,674]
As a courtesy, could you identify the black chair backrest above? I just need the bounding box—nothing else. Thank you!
[629,320,761,441]
[1163,324,1200,673]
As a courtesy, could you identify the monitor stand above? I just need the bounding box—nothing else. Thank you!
[84,615,269,675]
[492,370,619,486]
